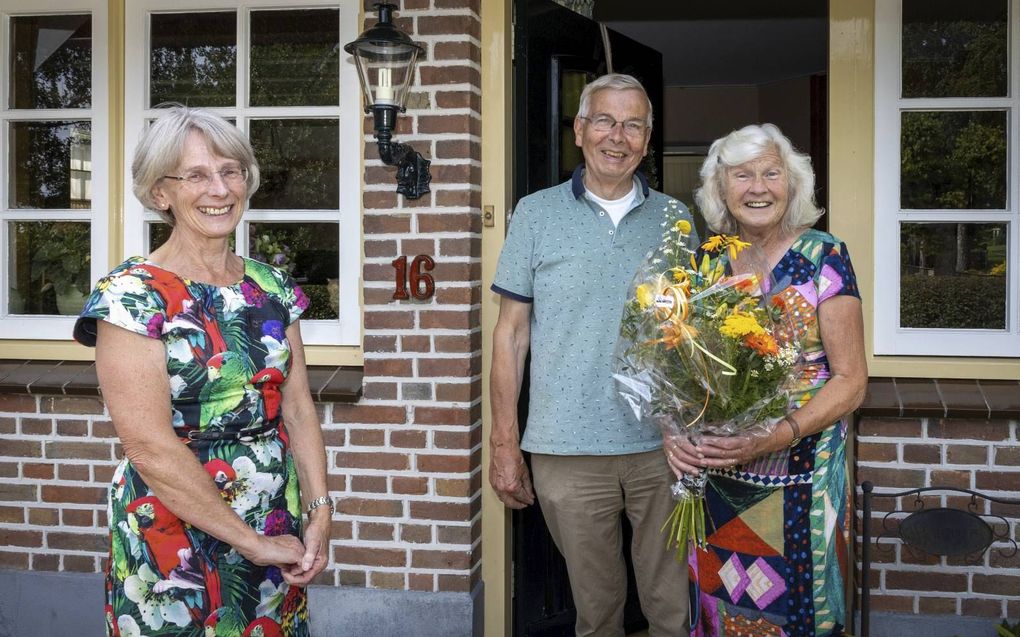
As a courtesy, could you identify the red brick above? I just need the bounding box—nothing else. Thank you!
[27,508,57,526]
[391,430,427,449]
[994,446,1020,466]
[0,440,42,458]
[332,404,407,425]
[362,287,399,305]
[364,336,397,353]
[960,597,1003,617]
[41,485,105,505]
[41,396,105,415]
[363,214,411,235]
[437,239,478,260]
[0,529,42,547]
[434,430,479,449]
[357,522,395,541]
[856,466,927,489]
[363,310,415,330]
[435,382,477,403]
[435,334,480,353]
[411,549,470,570]
[0,483,38,501]
[856,441,897,463]
[62,509,94,526]
[438,523,474,545]
[420,310,474,330]
[21,417,53,435]
[330,520,353,541]
[418,16,480,39]
[22,463,54,480]
[350,429,386,446]
[438,573,472,592]
[351,475,387,493]
[973,573,1020,595]
[48,531,106,552]
[418,357,478,378]
[414,406,473,426]
[929,469,973,489]
[57,419,90,437]
[392,476,428,495]
[436,478,472,498]
[435,91,481,113]
[885,570,967,592]
[0,462,17,478]
[338,568,366,587]
[902,444,941,464]
[409,573,434,591]
[0,417,15,434]
[32,553,60,571]
[434,189,479,208]
[418,115,473,135]
[362,382,398,400]
[63,554,97,572]
[868,593,914,613]
[337,545,407,567]
[435,139,478,160]
[417,454,471,473]
[434,42,477,62]
[975,470,1020,492]
[93,465,116,483]
[370,571,405,589]
[45,441,111,460]
[0,551,29,568]
[418,213,480,234]
[945,444,989,465]
[0,506,23,524]
[0,395,38,412]
[365,240,399,258]
[432,163,478,185]
[410,501,470,521]
[91,420,117,438]
[321,429,346,447]
[363,190,399,210]
[857,418,923,438]
[401,335,432,352]
[362,358,414,378]
[337,497,402,518]
[930,419,1011,441]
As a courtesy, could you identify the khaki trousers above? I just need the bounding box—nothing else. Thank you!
[531,450,689,637]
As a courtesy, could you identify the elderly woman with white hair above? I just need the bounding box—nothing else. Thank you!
[74,105,330,636]
[665,124,867,636]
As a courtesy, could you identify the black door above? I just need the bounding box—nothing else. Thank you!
[510,2,663,634]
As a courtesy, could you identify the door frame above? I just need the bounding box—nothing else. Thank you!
[480,2,875,635]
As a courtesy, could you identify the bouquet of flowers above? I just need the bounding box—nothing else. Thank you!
[613,204,800,554]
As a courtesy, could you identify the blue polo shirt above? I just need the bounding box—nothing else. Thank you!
[492,166,697,455]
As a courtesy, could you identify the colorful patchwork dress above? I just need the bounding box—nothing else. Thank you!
[690,229,860,637]
[74,256,311,637]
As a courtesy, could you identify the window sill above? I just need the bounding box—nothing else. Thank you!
[859,377,1020,419]
[0,359,362,403]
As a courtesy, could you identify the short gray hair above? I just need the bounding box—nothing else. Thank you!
[132,104,260,225]
[576,73,653,129]
[694,123,822,234]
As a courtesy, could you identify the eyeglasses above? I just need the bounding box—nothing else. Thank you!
[162,166,249,187]
[579,115,649,137]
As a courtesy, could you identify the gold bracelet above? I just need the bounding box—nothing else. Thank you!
[786,413,803,448]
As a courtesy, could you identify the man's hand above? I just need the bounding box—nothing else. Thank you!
[489,440,535,509]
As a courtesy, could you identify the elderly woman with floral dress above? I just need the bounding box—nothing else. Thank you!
[74,105,330,637]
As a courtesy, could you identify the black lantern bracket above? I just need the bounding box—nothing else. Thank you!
[344,3,432,200]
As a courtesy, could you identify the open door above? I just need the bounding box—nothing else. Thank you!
[510,1,663,634]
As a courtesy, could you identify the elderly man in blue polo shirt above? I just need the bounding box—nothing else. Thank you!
[489,73,697,636]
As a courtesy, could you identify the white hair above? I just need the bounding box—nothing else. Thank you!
[132,104,260,225]
[576,73,653,129]
[694,123,822,234]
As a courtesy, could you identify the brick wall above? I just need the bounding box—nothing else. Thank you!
[0,0,484,600]
[856,416,1020,620]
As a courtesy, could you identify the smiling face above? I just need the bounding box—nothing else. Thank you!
[151,130,247,243]
[723,150,790,235]
[574,88,650,198]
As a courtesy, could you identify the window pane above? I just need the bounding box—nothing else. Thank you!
[248,222,339,320]
[10,14,91,109]
[9,121,92,209]
[900,222,1007,329]
[900,111,1006,210]
[149,12,236,107]
[902,0,1007,98]
[558,70,587,182]
[249,9,339,107]
[249,119,339,209]
[148,222,172,252]
[8,221,91,315]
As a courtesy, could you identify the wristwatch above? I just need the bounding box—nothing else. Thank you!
[306,495,334,517]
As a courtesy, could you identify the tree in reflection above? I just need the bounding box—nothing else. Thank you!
[11,15,92,109]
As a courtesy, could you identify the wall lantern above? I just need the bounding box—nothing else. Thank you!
[344,3,431,200]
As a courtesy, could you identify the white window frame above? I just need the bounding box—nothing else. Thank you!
[124,0,362,346]
[874,0,1020,357]
[0,0,109,340]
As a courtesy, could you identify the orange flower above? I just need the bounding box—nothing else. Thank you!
[733,275,759,294]
[743,332,779,356]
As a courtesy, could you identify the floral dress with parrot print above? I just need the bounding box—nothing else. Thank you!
[74,256,311,637]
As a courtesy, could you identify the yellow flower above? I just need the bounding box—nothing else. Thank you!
[719,310,766,339]
[701,234,752,261]
[726,236,751,261]
[635,284,654,309]
[673,219,692,234]
[701,235,725,253]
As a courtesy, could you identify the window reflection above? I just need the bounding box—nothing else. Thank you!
[248,222,339,320]
[149,12,236,107]
[249,9,340,107]
[9,121,91,209]
[8,221,91,315]
[900,222,1006,329]
[900,111,1006,210]
[902,0,1007,98]
[249,119,340,210]
[10,14,92,109]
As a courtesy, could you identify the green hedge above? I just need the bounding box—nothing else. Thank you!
[900,274,1005,329]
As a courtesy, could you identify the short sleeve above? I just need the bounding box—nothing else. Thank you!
[817,240,861,304]
[491,201,536,302]
[244,258,308,325]
[73,261,166,347]
[283,279,308,325]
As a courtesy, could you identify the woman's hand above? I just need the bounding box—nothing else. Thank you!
[282,511,330,586]
[694,433,773,468]
[237,532,305,568]
[663,435,707,478]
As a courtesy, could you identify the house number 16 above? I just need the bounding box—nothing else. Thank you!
[391,255,436,300]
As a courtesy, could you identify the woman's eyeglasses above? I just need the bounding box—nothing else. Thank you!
[162,166,249,187]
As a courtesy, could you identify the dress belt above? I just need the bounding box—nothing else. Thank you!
[177,421,279,443]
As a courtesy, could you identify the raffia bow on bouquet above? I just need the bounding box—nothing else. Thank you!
[613,208,800,555]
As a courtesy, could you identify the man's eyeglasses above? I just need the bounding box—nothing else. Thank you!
[162,166,249,187]
[578,115,649,137]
